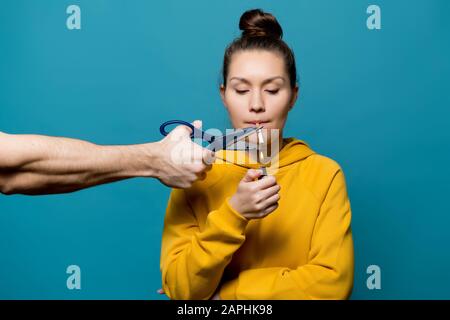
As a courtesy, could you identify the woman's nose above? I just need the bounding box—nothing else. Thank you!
[249,91,265,112]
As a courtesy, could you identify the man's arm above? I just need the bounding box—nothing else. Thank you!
[0,121,213,195]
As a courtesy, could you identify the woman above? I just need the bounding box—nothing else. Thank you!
[160,9,354,300]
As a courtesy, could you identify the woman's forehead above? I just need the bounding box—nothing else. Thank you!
[228,50,287,81]
[229,76,285,85]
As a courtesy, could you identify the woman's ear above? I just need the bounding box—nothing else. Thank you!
[288,85,299,110]
[220,84,227,109]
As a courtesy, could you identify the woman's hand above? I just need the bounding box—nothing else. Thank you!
[229,169,280,219]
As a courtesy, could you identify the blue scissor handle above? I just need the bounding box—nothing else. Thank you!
[159,120,215,142]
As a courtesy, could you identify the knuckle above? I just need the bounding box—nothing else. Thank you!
[208,151,216,159]
[253,191,262,202]
[183,182,191,188]
[254,203,263,211]
[267,204,278,214]
[257,212,267,219]
[194,164,205,173]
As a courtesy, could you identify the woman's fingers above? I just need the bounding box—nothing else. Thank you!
[242,169,262,182]
[246,203,279,219]
[255,175,277,189]
[262,202,279,216]
[231,172,280,220]
[252,192,280,218]
[263,192,280,207]
[257,184,280,202]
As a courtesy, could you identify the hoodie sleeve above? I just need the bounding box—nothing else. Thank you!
[160,188,249,300]
[219,169,354,300]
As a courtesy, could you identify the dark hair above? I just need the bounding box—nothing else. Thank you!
[222,9,297,88]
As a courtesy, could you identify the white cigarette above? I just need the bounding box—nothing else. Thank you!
[256,123,264,163]
[257,128,264,144]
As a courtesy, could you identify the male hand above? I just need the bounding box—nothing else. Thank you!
[153,120,215,188]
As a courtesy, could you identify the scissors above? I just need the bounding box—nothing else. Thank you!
[159,120,263,152]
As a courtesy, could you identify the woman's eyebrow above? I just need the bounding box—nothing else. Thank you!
[229,76,285,84]
[262,76,285,84]
[229,77,250,84]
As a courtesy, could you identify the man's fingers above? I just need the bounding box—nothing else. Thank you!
[202,149,216,165]
[170,124,192,140]
[166,119,202,140]
[197,171,207,181]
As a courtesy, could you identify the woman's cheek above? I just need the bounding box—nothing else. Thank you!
[228,107,247,127]
[229,101,248,119]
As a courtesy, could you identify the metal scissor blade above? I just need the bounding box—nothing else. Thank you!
[226,142,258,151]
[206,125,263,151]
[224,126,263,148]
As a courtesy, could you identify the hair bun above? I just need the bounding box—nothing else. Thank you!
[239,9,283,40]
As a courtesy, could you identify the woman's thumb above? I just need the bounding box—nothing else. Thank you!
[242,169,262,182]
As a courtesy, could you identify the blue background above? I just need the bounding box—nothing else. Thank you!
[1,0,449,299]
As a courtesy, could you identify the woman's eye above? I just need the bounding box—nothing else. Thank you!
[266,89,279,95]
[235,89,249,95]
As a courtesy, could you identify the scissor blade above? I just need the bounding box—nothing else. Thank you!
[205,126,263,151]
[224,126,263,148]
[226,143,258,151]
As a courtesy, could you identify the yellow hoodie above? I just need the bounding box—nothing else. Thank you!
[160,138,354,300]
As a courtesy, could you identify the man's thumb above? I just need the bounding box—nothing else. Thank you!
[242,169,262,182]
[170,121,198,139]
[192,120,202,129]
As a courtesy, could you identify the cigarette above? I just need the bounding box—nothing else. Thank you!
[257,127,264,145]
[256,123,264,162]
[256,123,267,180]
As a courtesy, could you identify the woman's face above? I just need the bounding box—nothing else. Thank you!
[220,50,298,144]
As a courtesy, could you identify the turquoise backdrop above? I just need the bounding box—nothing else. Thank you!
[1,0,449,299]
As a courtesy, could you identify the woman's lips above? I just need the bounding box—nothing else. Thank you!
[246,121,270,126]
